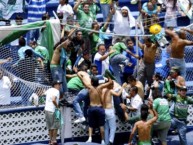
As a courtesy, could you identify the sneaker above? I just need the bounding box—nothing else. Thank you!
[152,138,159,144]
[74,117,86,123]
[101,140,105,145]
[86,138,92,143]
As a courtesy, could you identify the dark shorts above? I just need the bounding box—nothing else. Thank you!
[88,106,105,128]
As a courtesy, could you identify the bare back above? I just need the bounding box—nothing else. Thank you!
[136,81,144,99]
[136,121,152,141]
[171,39,186,58]
[102,88,113,109]
[88,86,103,107]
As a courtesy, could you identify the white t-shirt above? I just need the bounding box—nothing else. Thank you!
[114,9,135,35]
[94,52,109,75]
[57,4,74,23]
[0,76,12,105]
[44,88,60,112]
[130,94,143,116]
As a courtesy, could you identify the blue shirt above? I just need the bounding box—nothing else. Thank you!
[142,2,157,16]
[122,46,143,74]
[17,45,44,64]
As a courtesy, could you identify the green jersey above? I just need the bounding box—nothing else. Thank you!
[76,9,94,36]
[35,45,49,63]
[164,79,176,96]
[109,42,127,58]
[153,98,171,122]
[67,76,84,91]
[170,94,193,120]
[78,3,100,20]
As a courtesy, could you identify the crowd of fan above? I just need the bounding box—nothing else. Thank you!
[1,0,193,145]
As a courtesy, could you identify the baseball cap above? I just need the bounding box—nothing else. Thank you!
[179,86,187,91]
[170,69,176,74]
[52,80,63,86]
[171,66,180,71]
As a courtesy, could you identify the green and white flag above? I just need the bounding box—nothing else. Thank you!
[0,19,61,61]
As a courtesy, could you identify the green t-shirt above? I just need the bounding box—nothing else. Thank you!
[164,79,176,96]
[171,95,193,120]
[153,98,171,122]
[90,27,106,54]
[78,3,100,20]
[76,9,94,36]
[35,45,49,63]
[67,76,84,91]
[109,42,127,58]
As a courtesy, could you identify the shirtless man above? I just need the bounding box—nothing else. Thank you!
[137,37,158,87]
[165,28,193,78]
[127,75,144,100]
[128,103,158,145]
[50,38,73,93]
[102,81,126,145]
[77,71,113,144]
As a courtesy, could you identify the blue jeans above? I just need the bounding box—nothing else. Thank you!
[104,109,116,144]
[50,65,67,93]
[110,54,127,85]
[171,118,187,145]
[169,58,186,78]
[73,89,89,118]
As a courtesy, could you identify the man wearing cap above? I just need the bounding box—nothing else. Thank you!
[167,86,193,145]
[169,66,186,90]
[44,80,62,145]
[111,2,136,44]
[165,28,193,78]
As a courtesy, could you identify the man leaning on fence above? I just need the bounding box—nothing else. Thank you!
[44,80,62,145]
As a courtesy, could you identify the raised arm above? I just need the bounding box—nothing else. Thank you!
[73,0,82,13]
[128,122,138,145]
[165,29,178,39]
[68,23,79,39]
[56,39,71,52]
[135,37,145,50]
[98,78,113,90]
[103,9,113,31]
[183,39,193,46]
[147,102,158,125]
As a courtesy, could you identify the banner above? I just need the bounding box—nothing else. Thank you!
[0,0,23,19]
[178,0,193,19]
[0,19,61,61]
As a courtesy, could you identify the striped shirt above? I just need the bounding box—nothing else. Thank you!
[27,0,48,22]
